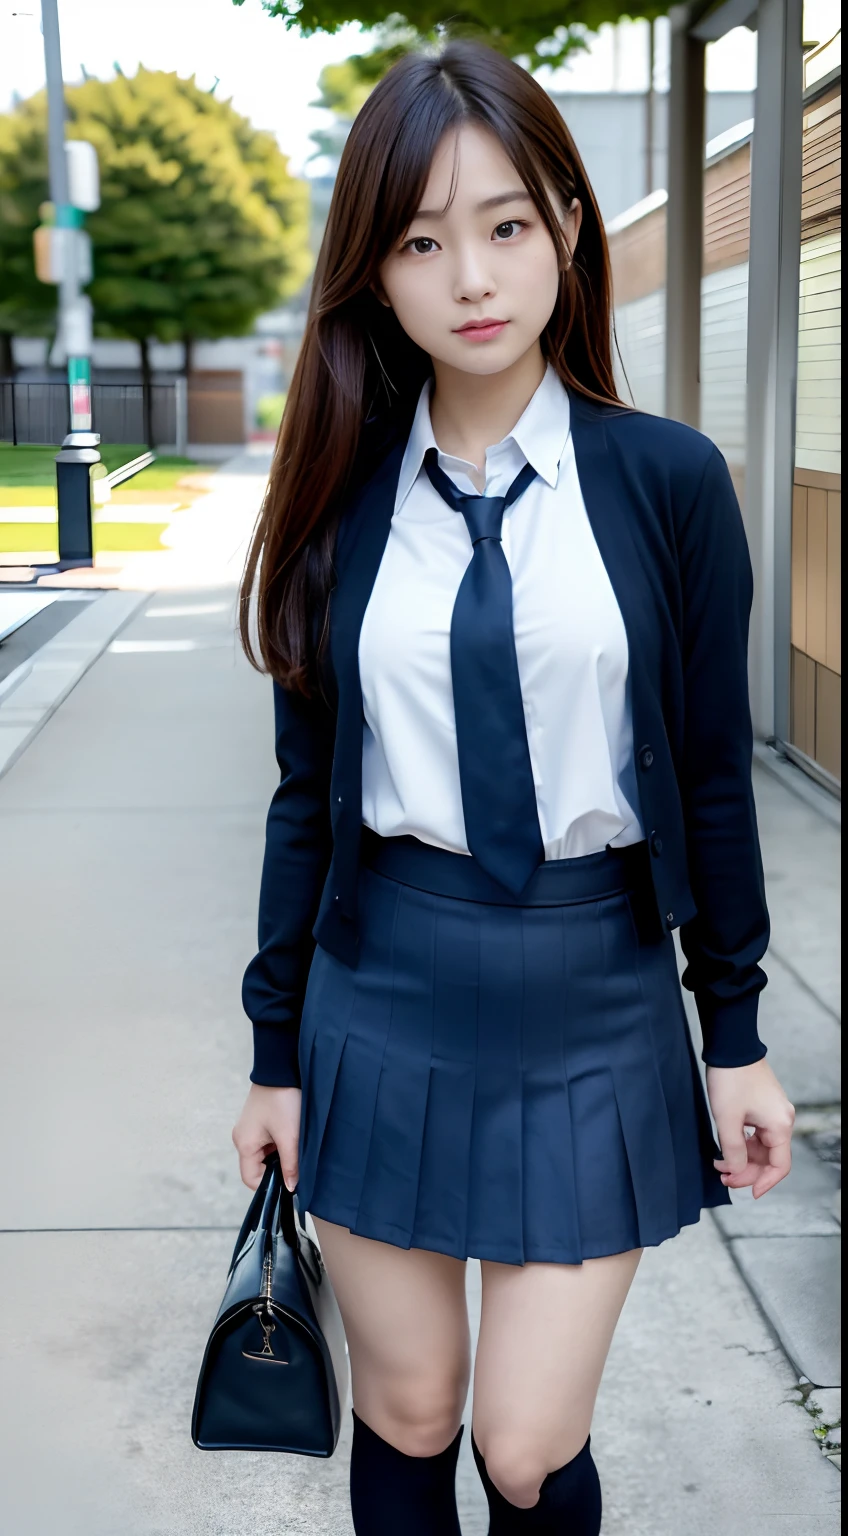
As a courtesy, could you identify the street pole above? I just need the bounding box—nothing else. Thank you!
[41,0,99,566]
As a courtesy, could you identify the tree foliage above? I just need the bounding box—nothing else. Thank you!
[235,0,671,71]
[308,28,418,163]
[0,68,311,353]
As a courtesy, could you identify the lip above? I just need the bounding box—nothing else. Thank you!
[453,319,509,342]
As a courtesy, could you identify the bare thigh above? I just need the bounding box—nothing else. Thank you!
[313,1217,471,1458]
[473,1247,643,1506]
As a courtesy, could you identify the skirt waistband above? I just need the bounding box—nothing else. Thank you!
[361,829,649,907]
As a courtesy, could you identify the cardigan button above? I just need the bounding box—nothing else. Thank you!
[666,911,674,925]
[639,746,654,770]
[650,832,663,857]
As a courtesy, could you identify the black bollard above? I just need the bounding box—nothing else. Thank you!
[55,430,100,566]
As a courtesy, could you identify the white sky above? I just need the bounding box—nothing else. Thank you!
[0,0,367,174]
[1,0,840,175]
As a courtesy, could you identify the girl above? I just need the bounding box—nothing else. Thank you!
[232,41,795,1535]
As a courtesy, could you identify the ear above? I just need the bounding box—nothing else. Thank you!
[371,279,392,310]
[563,197,583,265]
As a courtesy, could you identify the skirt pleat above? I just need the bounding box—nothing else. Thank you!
[355,885,437,1242]
[598,896,683,1249]
[519,906,582,1262]
[466,905,526,1259]
[295,862,730,1264]
[296,951,348,1206]
[306,875,400,1229]
[411,895,480,1257]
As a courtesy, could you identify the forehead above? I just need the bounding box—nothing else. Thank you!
[418,122,523,208]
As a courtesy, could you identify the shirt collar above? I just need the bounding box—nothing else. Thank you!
[395,365,570,515]
[506,364,570,490]
[395,378,440,513]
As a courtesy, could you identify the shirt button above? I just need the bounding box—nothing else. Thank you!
[337,796,343,805]
[639,747,654,770]
[333,895,340,904]
[650,832,663,857]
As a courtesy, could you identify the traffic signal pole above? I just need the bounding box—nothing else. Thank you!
[41,0,99,566]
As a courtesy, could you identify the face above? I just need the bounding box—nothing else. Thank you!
[377,122,581,377]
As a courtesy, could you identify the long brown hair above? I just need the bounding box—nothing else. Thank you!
[240,41,623,693]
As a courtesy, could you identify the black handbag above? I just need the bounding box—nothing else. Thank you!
[192,1152,349,1455]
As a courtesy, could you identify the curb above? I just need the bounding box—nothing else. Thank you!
[0,589,148,780]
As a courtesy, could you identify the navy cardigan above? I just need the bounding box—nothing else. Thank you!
[243,394,770,1088]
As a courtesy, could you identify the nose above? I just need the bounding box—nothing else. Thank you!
[453,241,496,305]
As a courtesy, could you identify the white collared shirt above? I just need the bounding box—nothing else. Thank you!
[358,365,643,860]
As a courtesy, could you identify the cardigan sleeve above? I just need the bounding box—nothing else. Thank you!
[675,446,770,1067]
[242,679,335,1089]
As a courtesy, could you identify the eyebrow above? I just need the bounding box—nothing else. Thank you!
[412,189,533,220]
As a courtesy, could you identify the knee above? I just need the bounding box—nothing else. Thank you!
[478,1427,590,1509]
[364,1372,467,1459]
[480,1435,548,1508]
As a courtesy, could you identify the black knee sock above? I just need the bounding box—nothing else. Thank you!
[471,1432,602,1534]
[349,1410,464,1536]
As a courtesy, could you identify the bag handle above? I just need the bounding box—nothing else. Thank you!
[227,1152,282,1275]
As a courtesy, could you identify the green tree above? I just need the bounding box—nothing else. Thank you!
[0,67,311,385]
[308,25,418,167]
[235,0,671,71]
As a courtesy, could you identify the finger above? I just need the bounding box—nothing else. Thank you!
[752,1137,793,1199]
[717,1160,758,1189]
[238,1144,268,1191]
[713,1122,750,1177]
[279,1145,299,1193]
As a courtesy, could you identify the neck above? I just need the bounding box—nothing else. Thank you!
[428,344,546,476]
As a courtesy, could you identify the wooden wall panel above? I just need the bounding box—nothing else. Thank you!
[815,664,842,778]
[826,490,841,673]
[791,483,807,650]
[790,467,841,777]
[608,88,840,306]
[801,94,842,238]
[608,142,754,304]
[791,648,817,756]
[608,210,666,307]
[794,466,842,490]
[703,145,751,275]
[805,487,829,664]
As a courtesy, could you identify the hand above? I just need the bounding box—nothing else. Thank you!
[707,1058,795,1198]
[232,1083,302,1192]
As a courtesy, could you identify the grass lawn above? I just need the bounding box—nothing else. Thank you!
[0,443,212,554]
[0,444,205,505]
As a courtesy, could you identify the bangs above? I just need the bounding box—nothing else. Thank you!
[367,78,467,269]
[355,61,576,283]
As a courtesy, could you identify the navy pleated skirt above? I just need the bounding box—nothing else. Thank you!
[296,834,730,1266]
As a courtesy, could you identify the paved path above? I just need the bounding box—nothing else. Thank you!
[0,461,840,1533]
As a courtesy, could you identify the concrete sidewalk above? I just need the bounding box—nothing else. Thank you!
[0,473,840,1532]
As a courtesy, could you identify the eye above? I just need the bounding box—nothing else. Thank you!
[493,220,526,241]
[402,236,439,255]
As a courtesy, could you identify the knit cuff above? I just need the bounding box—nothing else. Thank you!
[697,991,768,1068]
[250,1023,301,1089]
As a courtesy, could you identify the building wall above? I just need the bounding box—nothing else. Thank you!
[790,467,841,778]
[551,91,754,222]
[608,81,842,785]
[790,87,841,781]
[795,229,841,476]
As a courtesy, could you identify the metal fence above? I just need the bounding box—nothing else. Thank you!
[0,380,178,447]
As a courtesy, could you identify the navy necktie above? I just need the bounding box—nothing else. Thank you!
[424,447,545,895]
